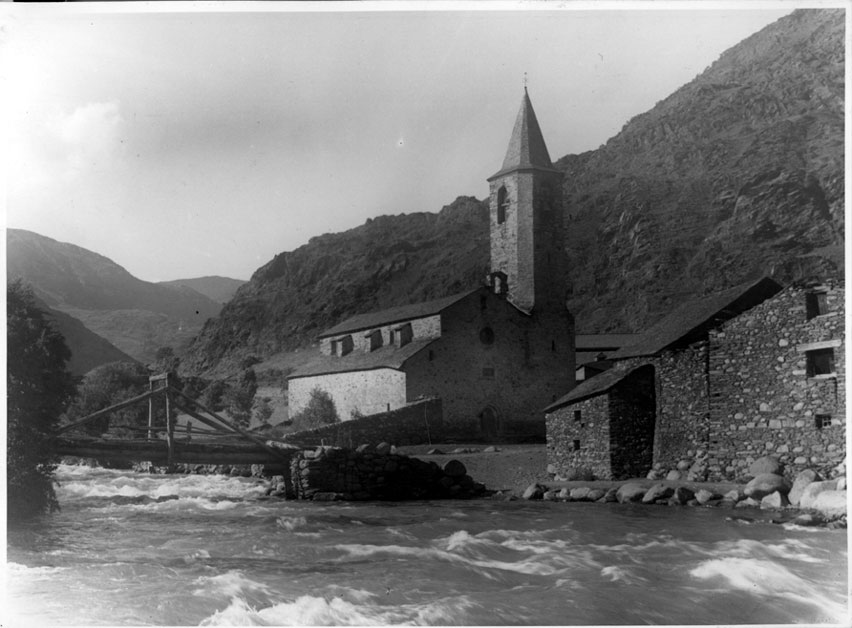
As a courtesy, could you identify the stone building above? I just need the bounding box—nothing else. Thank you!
[545,276,846,481]
[289,89,575,441]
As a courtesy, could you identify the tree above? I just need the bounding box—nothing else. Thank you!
[7,280,77,520]
[153,346,180,374]
[224,368,258,429]
[64,361,155,438]
[291,387,339,430]
[252,397,274,427]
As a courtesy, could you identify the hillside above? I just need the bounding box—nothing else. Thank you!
[159,276,246,304]
[181,9,844,376]
[181,196,489,375]
[7,229,223,364]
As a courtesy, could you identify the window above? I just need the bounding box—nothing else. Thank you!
[480,295,487,311]
[806,348,835,377]
[479,327,495,345]
[394,323,413,347]
[815,414,833,429]
[428,350,435,361]
[572,439,581,451]
[551,340,557,352]
[573,410,582,422]
[366,329,382,352]
[806,291,828,319]
[338,335,353,356]
[497,186,508,224]
[482,367,495,379]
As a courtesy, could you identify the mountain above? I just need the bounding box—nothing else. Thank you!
[158,276,246,304]
[558,8,844,330]
[181,197,489,375]
[181,9,843,376]
[7,229,223,364]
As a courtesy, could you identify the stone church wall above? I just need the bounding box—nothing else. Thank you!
[289,368,407,421]
[706,282,845,481]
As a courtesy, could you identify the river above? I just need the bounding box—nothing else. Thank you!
[5,464,849,626]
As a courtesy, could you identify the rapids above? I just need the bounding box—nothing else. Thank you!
[5,464,849,625]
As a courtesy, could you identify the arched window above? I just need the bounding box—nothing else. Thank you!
[497,186,508,224]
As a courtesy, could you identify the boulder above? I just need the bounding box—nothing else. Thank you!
[646,470,661,480]
[749,456,783,477]
[695,489,718,505]
[543,489,561,502]
[799,481,840,509]
[522,483,545,500]
[602,488,619,503]
[442,459,467,478]
[587,488,607,502]
[642,484,675,504]
[484,446,500,453]
[426,448,444,455]
[723,488,745,503]
[556,488,571,501]
[735,497,761,508]
[546,463,557,475]
[811,491,847,519]
[838,477,847,491]
[569,487,592,502]
[676,459,691,471]
[744,473,791,499]
[375,442,392,455]
[788,469,822,507]
[616,483,647,503]
[760,491,790,510]
[791,513,826,527]
[671,486,696,505]
[665,470,682,481]
[355,443,372,453]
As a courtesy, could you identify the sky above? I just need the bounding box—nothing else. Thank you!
[2,1,805,282]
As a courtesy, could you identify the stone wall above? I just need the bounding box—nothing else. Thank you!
[609,366,656,478]
[282,398,443,448]
[289,446,485,500]
[319,314,442,356]
[546,394,611,479]
[288,368,407,420]
[706,281,845,480]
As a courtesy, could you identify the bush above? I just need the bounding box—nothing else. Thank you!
[291,388,339,430]
[7,280,77,520]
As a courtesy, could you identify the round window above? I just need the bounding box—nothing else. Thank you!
[479,327,495,345]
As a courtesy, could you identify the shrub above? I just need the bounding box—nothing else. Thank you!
[291,388,339,430]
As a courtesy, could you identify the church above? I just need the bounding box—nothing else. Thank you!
[288,90,575,441]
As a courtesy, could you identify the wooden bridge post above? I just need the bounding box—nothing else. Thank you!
[165,373,175,467]
[147,379,154,441]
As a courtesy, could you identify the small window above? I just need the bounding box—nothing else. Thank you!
[428,350,435,361]
[551,340,557,352]
[338,335,353,356]
[480,295,487,311]
[394,323,413,347]
[366,329,382,352]
[497,186,508,224]
[482,367,495,379]
[815,414,833,429]
[573,410,582,422]
[479,327,495,345]
[572,439,581,451]
[806,292,828,319]
[806,348,835,377]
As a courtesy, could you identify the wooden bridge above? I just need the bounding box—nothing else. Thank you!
[54,373,298,472]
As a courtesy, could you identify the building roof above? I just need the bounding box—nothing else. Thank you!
[289,338,436,379]
[488,89,560,180]
[318,289,479,339]
[610,277,783,360]
[545,363,652,412]
[575,333,641,351]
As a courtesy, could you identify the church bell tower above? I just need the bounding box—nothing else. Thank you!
[487,88,564,313]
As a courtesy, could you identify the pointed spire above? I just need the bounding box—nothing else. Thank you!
[491,89,556,179]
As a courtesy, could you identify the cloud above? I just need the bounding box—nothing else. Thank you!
[54,101,125,180]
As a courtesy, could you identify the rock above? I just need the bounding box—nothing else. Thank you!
[671,486,695,505]
[442,459,467,478]
[389,445,399,454]
[355,444,372,453]
[676,459,691,471]
[695,489,718,505]
[735,497,761,508]
[799,481,839,509]
[642,483,675,504]
[789,469,822,506]
[602,488,619,503]
[375,442,391,455]
[617,483,647,503]
[749,456,783,477]
[522,483,545,500]
[646,470,660,480]
[587,488,607,502]
[569,487,591,502]
[838,477,846,491]
[744,473,791,499]
[791,512,825,526]
[665,470,682,481]
[556,488,571,501]
[484,446,500,453]
[723,488,745,503]
[564,467,595,481]
[546,463,557,475]
[426,448,444,455]
[811,491,847,519]
[312,492,342,502]
[543,489,561,502]
[760,491,790,509]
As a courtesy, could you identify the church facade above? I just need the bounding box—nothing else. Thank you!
[288,90,575,441]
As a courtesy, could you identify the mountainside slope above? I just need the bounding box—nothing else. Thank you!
[158,276,247,304]
[7,229,223,363]
[182,9,844,376]
[558,8,844,330]
[182,197,489,375]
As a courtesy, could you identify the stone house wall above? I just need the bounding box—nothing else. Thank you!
[282,398,444,448]
[288,368,407,421]
[546,394,611,479]
[405,289,574,441]
[706,281,845,480]
[609,366,657,479]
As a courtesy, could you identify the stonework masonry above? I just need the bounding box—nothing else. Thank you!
[320,315,441,356]
[289,368,407,420]
[282,398,443,448]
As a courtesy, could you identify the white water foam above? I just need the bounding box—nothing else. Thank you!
[193,571,275,598]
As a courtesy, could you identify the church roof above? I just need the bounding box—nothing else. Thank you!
[289,338,436,379]
[610,277,783,359]
[488,89,560,180]
[317,289,480,338]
